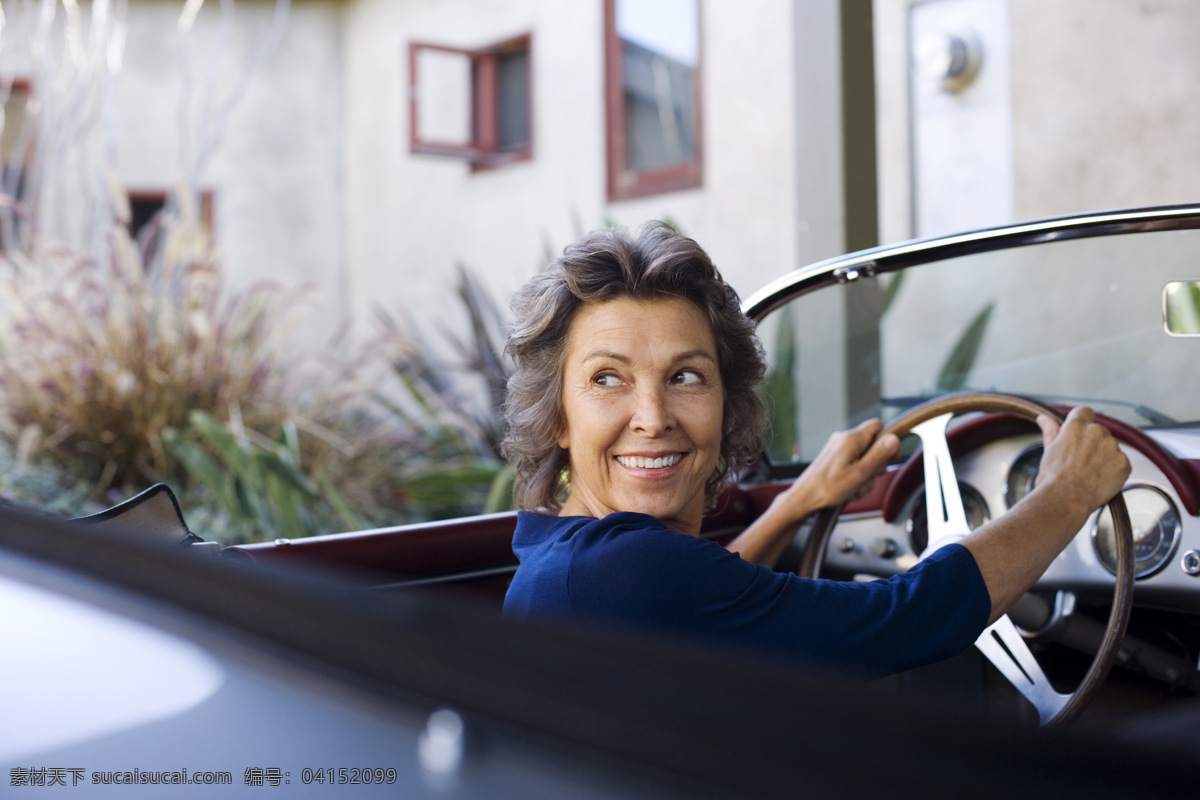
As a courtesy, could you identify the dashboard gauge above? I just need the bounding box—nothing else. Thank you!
[1004,445,1043,508]
[906,483,990,555]
[1092,485,1181,579]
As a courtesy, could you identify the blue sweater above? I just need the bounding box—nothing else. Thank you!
[504,511,991,676]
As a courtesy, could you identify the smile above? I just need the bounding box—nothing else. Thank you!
[615,454,682,469]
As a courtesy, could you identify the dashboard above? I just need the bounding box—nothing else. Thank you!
[814,426,1200,612]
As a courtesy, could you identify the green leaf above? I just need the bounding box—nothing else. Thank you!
[759,308,798,462]
[318,472,372,532]
[162,429,236,508]
[266,472,308,540]
[278,420,303,469]
[881,271,905,315]
[188,410,260,490]
[937,302,994,392]
[232,473,266,523]
[401,461,501,507]
[484,463,517,513]
[255,447,319,497]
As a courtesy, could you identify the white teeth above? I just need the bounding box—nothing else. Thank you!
[617,454,682,469]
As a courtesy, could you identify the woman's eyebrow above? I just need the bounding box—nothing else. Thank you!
[581,348,716,365]
[581,348,631,365]
[672,349,718,365]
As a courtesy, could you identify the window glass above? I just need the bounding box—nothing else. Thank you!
[129,195,165,239]
[494,48,530,151]
[0,80,32,248]
[0,83,31,166]
[606,0,701,199]
[615,0,698,172]
[758,229,1200,466]
[413,47,473,149]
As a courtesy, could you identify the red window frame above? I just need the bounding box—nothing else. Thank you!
[0,78,36,251]
[0,77,35,184]
[603,0,703,201]
[408,34,533,171]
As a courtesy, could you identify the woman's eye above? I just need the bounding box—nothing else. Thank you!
[673,369,702,385]
[593,373,622,387]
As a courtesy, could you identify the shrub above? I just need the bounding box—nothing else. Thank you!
[0,205,515,538]
[0,218,299,495]
[369,264,515,512]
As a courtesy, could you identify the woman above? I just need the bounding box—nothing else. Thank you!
[501,222,1128,676]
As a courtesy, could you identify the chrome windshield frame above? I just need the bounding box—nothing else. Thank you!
[742,204,1200,322]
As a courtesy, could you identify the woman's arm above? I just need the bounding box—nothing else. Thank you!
[727,404,1129,609]
[725,419,899,567]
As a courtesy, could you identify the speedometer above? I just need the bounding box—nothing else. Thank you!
[1092,485,1181,578]
[1004,444,1043,508]
[906,483,990,554]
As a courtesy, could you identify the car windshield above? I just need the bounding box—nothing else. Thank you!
[757,227,1200,463]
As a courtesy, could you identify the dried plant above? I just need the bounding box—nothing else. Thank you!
[0,218,299,494]
[0,201,513,537]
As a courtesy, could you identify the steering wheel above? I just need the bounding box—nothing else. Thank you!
[797,392,1134,729]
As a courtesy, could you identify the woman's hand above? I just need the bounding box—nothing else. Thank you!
[726,420,898,567]
[964,405,1131,622]
[774,419,901,526]
[1034,407,1131,518]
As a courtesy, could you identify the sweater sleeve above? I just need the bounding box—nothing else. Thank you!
[566,514,991,677]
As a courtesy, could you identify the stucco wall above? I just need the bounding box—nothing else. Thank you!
[876,0,1200,241]
[1009,0,1200,218]
[2,1,841,349]
[1,0,346,348]
[341,0,806,339]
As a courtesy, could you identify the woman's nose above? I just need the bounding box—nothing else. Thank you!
[630,387,674,435]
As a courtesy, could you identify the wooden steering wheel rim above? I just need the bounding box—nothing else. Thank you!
[797,391,1134,729]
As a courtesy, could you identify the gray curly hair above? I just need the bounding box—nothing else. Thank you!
[501,221,767,511]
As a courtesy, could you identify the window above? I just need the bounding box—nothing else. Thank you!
[0,79,32,178]
[129,192,168,240]
[604,0,702,200]
[408,34,532,170]
[125,189,215,259]
[0,78,33,249]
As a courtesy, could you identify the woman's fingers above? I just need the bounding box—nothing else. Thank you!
[1035,406,1130,513]
[804,420,899,507]
[1035,412,1060,442]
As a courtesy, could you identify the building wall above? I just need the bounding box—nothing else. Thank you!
[340,0,807,340]
[0,1,849,349]
[0,0,346,348]
[1009,0,1200,218]
[875,0,1200,243]
[123,0,347,341]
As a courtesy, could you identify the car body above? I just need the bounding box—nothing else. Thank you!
[5,204,1200,796]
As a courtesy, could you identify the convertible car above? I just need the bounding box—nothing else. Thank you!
[3,205,1199,796]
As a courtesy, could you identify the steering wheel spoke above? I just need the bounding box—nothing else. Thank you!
[911,412,971,549]
[975,615,1070,726]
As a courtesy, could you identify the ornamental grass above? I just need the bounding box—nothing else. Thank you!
[0,217,300,494]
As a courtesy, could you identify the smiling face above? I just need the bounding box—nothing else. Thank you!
[556,296,724,534]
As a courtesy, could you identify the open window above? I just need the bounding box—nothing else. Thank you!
[408,34,532,170]
[604,0,702,200]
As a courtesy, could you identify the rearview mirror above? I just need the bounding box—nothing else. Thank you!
[1163,281,1200,335]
